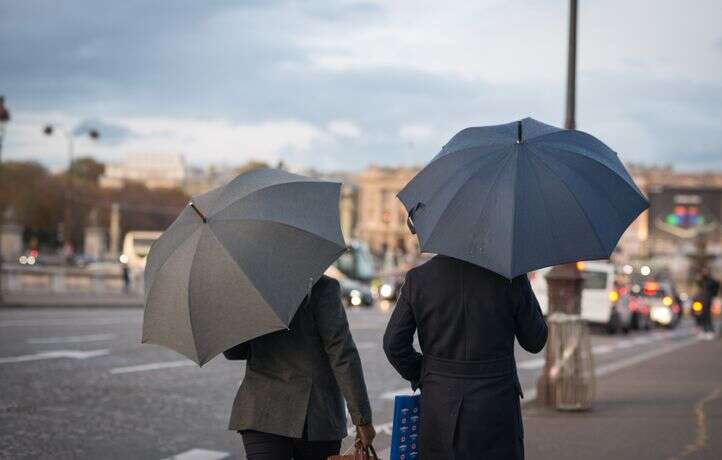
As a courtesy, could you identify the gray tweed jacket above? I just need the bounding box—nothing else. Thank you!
[224,275,372,441]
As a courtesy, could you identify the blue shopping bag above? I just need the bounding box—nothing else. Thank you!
[389,393,420,460]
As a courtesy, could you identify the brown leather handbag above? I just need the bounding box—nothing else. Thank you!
[328,440,381,460]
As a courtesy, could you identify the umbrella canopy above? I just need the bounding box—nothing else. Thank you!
[398,117,648,279]
[142,168,347,365]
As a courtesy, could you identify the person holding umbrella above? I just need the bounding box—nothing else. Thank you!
[142,169,375,460]
[384,118,648,459]
[224,274,376,459]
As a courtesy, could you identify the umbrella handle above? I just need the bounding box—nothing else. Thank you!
[407,202,425,235]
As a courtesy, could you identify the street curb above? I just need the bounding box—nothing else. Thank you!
[1,300,144,309]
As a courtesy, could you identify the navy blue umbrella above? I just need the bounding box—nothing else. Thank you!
[398,117,648,279]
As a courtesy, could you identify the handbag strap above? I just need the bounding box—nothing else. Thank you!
[353,440,379,460]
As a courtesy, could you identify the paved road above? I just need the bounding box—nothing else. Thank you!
[0,305,704,459]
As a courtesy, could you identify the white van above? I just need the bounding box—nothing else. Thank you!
[529,261,631,334]
[121,231,162,270]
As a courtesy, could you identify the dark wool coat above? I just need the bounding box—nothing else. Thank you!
[383,256,547,460]
[225,276,372,441]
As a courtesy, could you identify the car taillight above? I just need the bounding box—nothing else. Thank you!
[672,305,681,314]
[640,305,650,315]
[692,301,703,313]
[629,300,638,312]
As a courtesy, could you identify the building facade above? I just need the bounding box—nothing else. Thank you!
[100,153,187,190]
[354,166,420,256]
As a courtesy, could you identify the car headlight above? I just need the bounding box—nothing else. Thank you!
[650,306,672,325]
[350,295,362,306]
[379,283,394,299]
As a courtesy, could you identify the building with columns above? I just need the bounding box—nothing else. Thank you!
[354,166,420,256]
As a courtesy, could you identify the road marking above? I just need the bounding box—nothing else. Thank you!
[591,344,615,354]
[27,333,117,344]
[0,317,140,327]
[670,386,722,460]
[381,387,415,400]
[594,336,701,377]
[517,357,545,370]
[0,349,110,364]
[161,448,229,460]
[356,341,379,350]
[110,360,195,374]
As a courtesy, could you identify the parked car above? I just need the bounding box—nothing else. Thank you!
[641,280,682,328]
[326,264,374,308]
[338,277,374,308]
[530,261,632,334]
[628,280,652,330]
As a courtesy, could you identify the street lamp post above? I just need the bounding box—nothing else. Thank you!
[0,96,9,162]
[536,0,596,410]
[43,124,100,263]
[0,96,10,306]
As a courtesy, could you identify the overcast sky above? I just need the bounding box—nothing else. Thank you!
[1,0,721,171]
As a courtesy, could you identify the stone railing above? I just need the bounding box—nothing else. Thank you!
[1,264,143,295]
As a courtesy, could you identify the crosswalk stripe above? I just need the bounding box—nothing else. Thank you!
[0,349,109,364]
[27,333,117,344]
[161,448,229,460]
[110,360,195,374]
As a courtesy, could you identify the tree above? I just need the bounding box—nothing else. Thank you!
[69,157,105,184]
[236,160,270,174]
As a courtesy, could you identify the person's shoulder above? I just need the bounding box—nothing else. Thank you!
[318,274,339,286]
[315,275,340,294]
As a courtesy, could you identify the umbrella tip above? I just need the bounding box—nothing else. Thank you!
[189,202,207,223]
[516,120,522,144]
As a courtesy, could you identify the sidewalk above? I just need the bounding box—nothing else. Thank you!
[524,337,722,460]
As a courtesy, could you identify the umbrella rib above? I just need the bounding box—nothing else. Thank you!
[208,180,338,218]
[538,148,631,231]
[424,149,514,256]
[464,151,517,265]
[530,140,641,195]
[212,217,345,249]
[414,145,512,246]
[430,140,511,165]
[144,224,201,304]
[205,228,289,328]
[184,228,207,364]
[526,145,609,255]
[523,151,565,275]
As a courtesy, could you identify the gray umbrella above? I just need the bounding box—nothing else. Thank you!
[398,117,648,279]
[142,168,346,365]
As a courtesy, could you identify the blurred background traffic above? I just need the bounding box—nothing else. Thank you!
[2,152,721,335]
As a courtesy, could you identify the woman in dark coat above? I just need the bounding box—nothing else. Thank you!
[383,255,547,460]
[225,275,376,460]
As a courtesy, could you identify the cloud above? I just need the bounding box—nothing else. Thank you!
[327,120,362,138]
[399,123,434,143]
[1,0,721,171]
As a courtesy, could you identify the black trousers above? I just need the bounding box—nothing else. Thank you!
[701,306,714,332]
[241,430,341,460]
